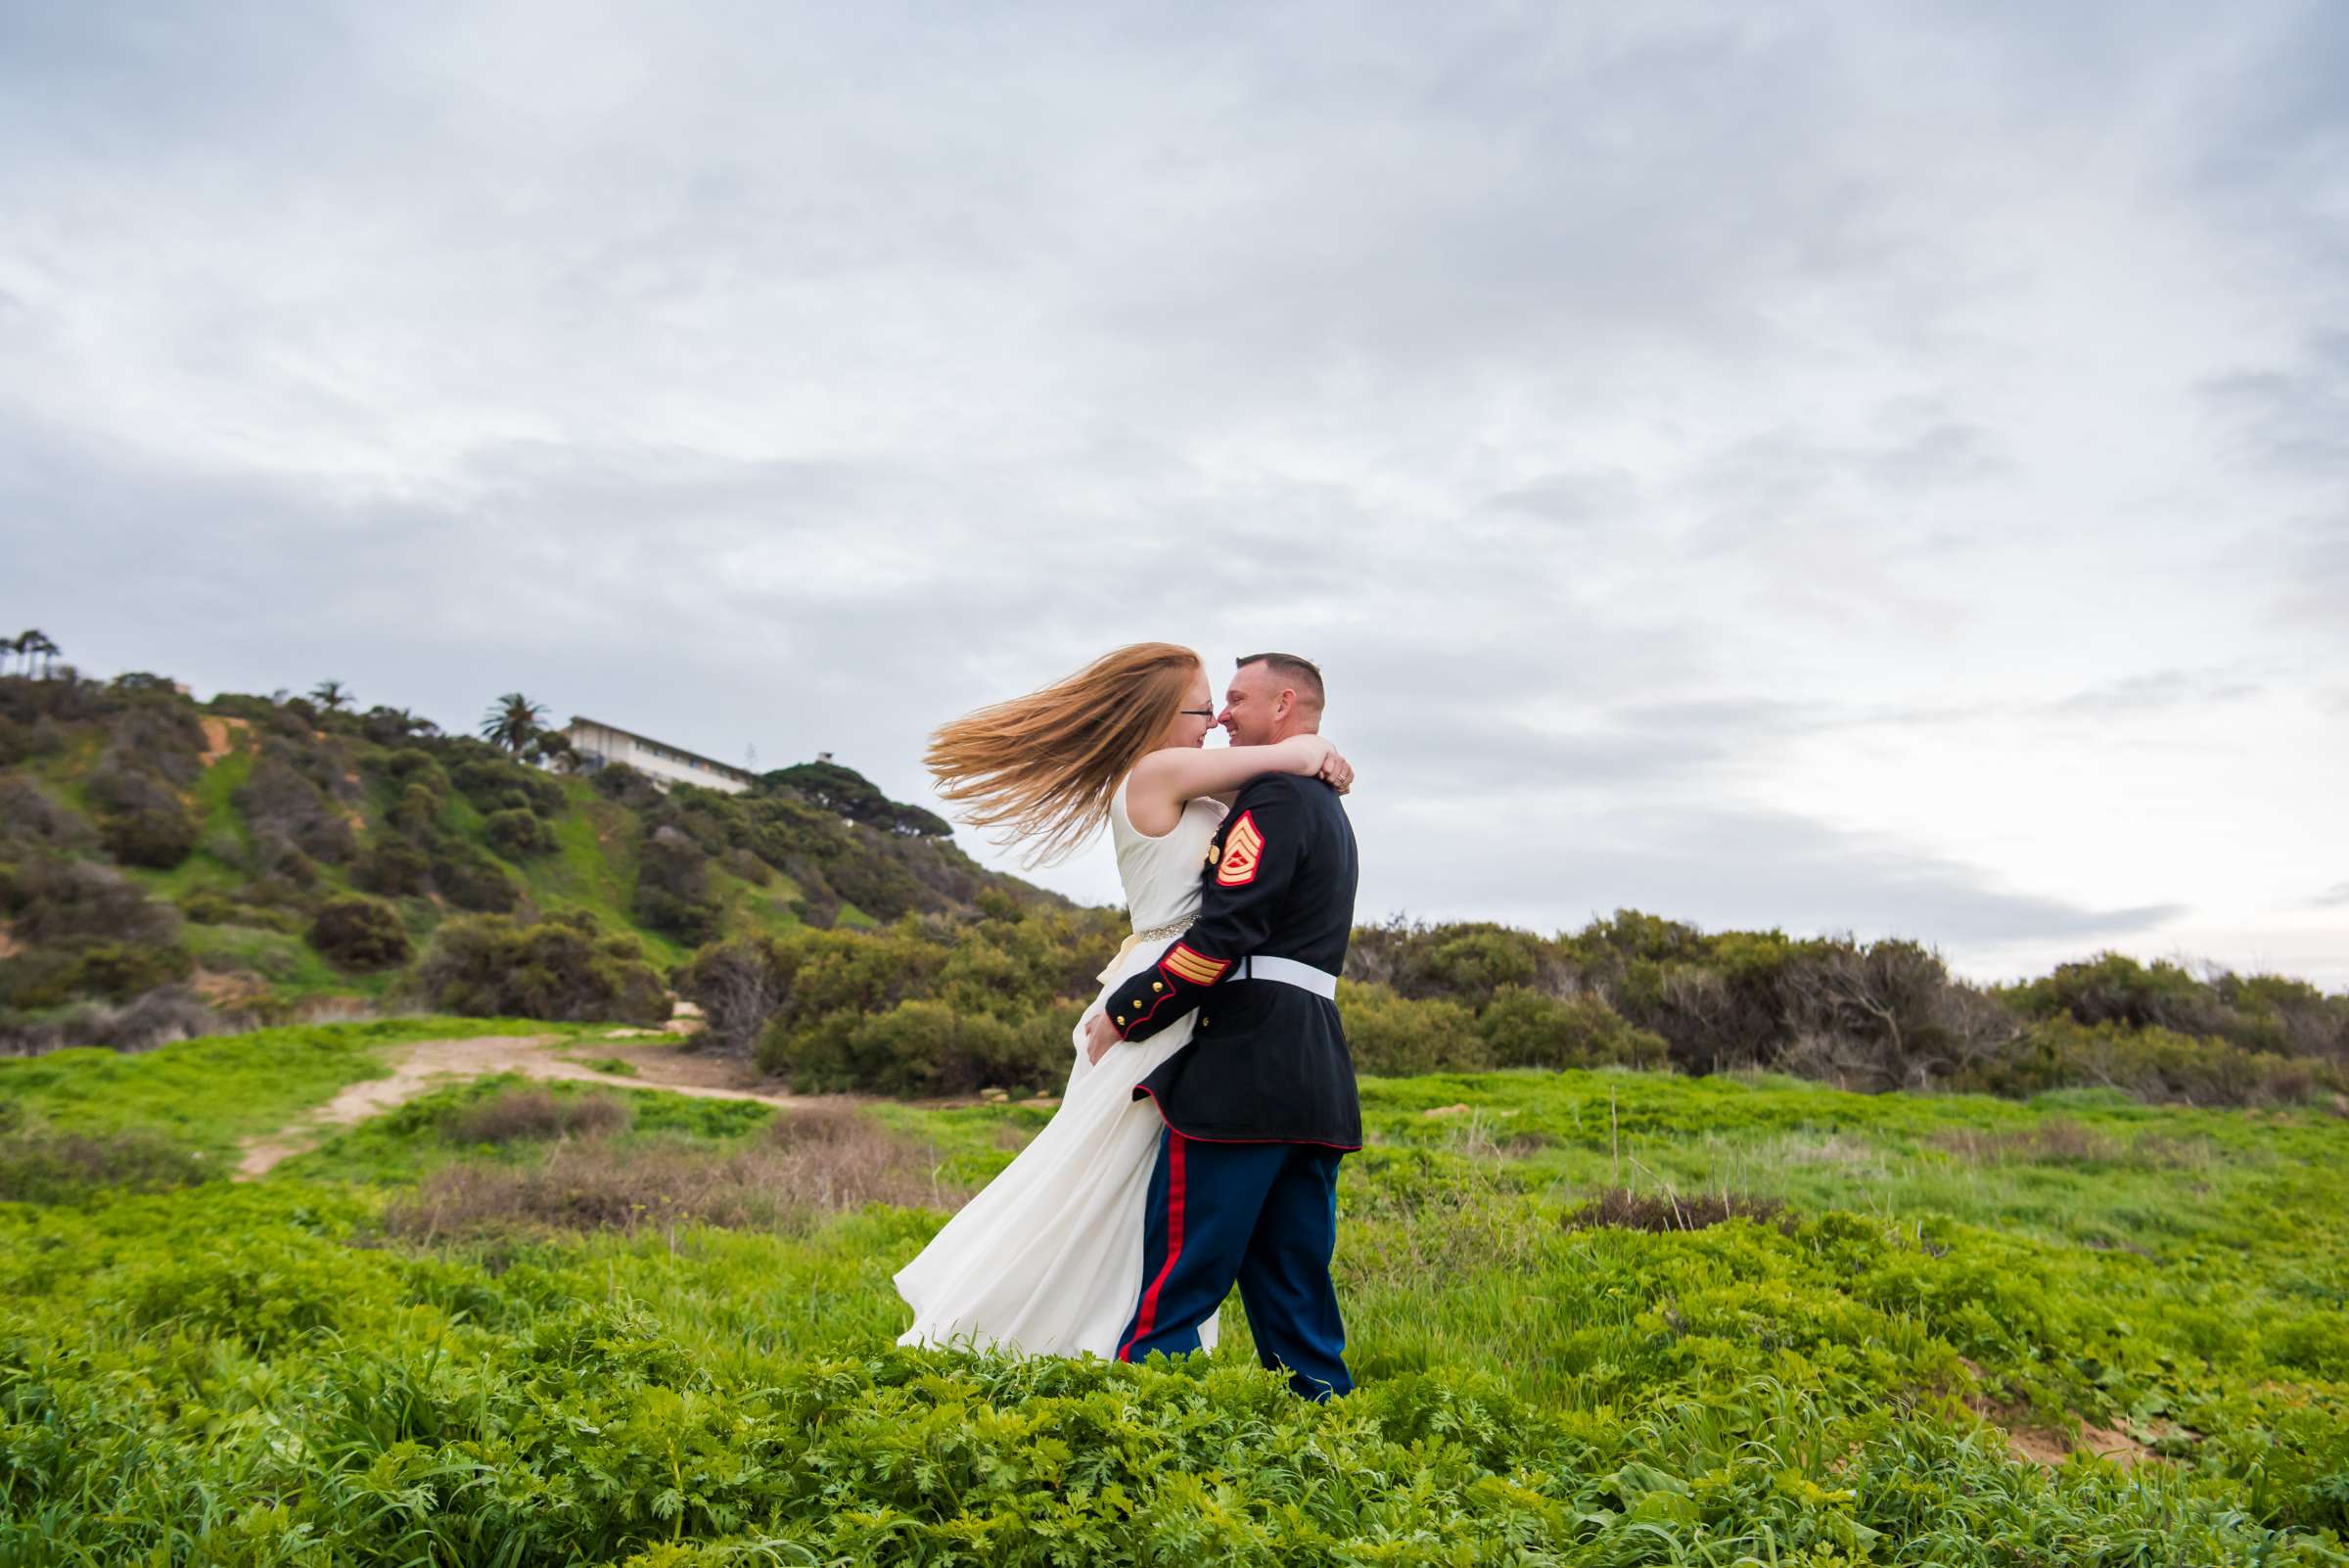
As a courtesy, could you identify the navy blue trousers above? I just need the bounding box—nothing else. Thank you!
[1114,1127,1353,1401]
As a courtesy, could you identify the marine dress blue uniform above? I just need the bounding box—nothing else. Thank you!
[1096,770,1360,1399]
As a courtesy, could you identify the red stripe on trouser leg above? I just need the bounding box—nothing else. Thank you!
[1118,1132,1188,1361]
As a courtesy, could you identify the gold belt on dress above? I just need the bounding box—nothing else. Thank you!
[1096,919,1192,986]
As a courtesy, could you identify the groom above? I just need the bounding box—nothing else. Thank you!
[1082,652,1361,1401]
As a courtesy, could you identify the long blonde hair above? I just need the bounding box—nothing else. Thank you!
[927,642,1203,865]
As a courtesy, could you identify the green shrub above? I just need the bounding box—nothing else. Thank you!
[1478,986,1671,1070]
[59,941,198,1000]
[767,996,1069,1095]
[2,940,197,1008]
[87,761,201,868]
[450,754,566,817]
[1958,1016,2340,1106]
[386,779,446,834]
[1341,983,1487,1076]
[349,836,433,897]
[822,842,926,922]
[484,807,558,858]
[408,910,668,1024]
[633,826,720,942]
[383,746,450,790]
[306,895,412,972]
[2007,951,2231,1036]
[429,841,520,913]
[589,760,662,807]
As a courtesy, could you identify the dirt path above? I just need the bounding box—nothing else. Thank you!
[234,1034,828,1178]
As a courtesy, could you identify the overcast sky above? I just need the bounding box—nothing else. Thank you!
[4,2,2343,988]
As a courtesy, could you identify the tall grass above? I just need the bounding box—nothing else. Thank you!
[2,1028,2344,1563]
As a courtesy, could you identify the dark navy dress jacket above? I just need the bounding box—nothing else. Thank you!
[1104,771,1361,1149]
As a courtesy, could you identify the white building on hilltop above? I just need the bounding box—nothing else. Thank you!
[563,716,755,795]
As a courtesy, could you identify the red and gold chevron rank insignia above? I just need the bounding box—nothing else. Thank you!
[1163,943,1230,987]
[1215,811,1265,886]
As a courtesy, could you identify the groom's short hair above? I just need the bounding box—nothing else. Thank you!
[1237,652,1325,712]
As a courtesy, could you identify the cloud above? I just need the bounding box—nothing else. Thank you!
[1355,793,2183,951]
[4,0,2347,990]
[2314,882,2349,909]
[2045,669,2265,716]
[2201,333,2349,479]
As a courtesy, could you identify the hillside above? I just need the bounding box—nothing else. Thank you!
[6,665,2346,1115]
[0,669,1064,1044]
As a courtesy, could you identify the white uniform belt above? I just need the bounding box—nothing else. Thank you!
[1232,954,1340,999]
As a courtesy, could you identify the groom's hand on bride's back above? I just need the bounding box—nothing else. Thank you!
[1082,1010,1120,1063]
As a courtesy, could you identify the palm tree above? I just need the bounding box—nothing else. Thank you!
[481,693,548,754]
[309,679,352,712]
[18,630,57,678]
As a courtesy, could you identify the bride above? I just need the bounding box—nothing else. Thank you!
[894,642,1353,1358]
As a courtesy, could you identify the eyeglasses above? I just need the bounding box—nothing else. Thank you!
[1178,709,1216,717]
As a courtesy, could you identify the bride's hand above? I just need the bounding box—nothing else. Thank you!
[1316,746,1354,795]
[1278,734,1349,785]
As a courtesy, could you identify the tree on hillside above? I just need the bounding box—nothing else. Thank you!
[481,693,548,754]
[760,760,894,822]
[760,758,953,838]
[309,679,352,712]
[526,729,577,770]
[0,634,19,675]
[359,705,441,743]
[12,629,58,678]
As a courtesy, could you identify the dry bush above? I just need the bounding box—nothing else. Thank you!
[1563,1186,1792,1234]
[673,938,788,1056]
[0,776,94,851]
[440,1088,633,1145]
[763,1101,872,1149]
[1777,945,2019,1090]
[6,858,178,947]
[385,1114,956,1240]
[234,753,355,864]
[0,985,230,1058]
[0,1125,207,1202]
[1931,1119,2213,1170]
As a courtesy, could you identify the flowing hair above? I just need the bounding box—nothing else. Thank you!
[926,642,1203,865]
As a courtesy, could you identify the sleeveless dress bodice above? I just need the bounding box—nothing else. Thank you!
[1110,776,1226,933]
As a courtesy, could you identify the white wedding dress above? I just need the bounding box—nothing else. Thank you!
[895,775,1223,1358]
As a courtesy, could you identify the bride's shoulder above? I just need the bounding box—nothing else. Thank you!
[1124,746,1184,792]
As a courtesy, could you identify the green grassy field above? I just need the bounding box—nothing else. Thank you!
[2,1026,2344,1564]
